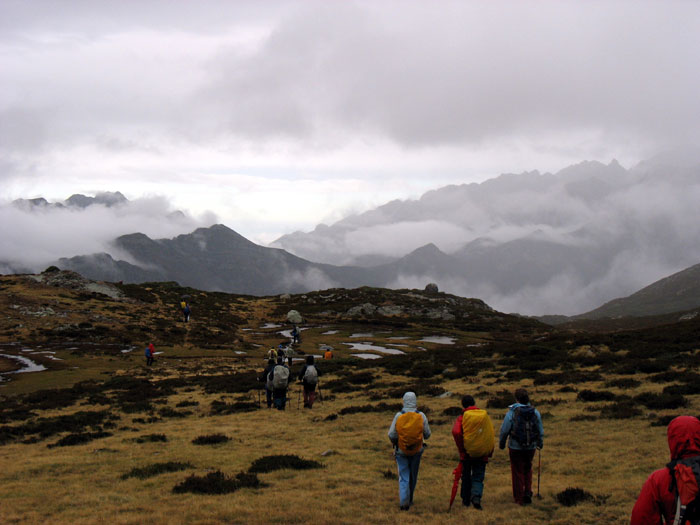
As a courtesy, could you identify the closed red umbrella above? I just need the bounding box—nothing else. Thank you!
[448,462,463,512]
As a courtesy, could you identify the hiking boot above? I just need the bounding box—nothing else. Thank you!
[471,497,482,510]
[523,494,532,505]
[462,500,470,507]
[399,505,410,511]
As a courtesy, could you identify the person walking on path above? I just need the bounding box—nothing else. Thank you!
[388,392,431,511]
[452,395,494,510]
[298,355,321,409]
[269,356,290,410]
[630,415,700,524]
[183,303,190,322]
[324,347,333,359]
[283,345,294,367]
[499,388,544,506]
[258,358,276,408]
[144,343,155,366]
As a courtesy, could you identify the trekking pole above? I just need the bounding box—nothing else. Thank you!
[257,389,261,409]
[317,380,323,403]
[297,387,301,410]
[536,449,542,499]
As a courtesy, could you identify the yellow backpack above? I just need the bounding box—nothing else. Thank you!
[462,409,494,458]
[396,412,424,455]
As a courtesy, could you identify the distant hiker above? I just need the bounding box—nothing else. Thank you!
[269,356,290,410]
[298,355,321,409]
[452,395,495,510]
[183,303,191,323]
[388,392,431,511]
[281,344,294,367]
[259,358,276,409]
[324,347,333,359]
[630,416,700,525]
[267,347,277,361]
[291,325,301,344]
[144,343,155,366]
[499,388,544,506]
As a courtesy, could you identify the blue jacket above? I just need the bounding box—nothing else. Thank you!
[499,403,544,450]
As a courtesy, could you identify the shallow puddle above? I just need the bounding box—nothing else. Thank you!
[419,336,456,345]
[342,342,405,355]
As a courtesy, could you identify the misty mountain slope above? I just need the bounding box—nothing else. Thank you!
[57,224,385,295]
[575,262,700,320]
[270,154,700,315]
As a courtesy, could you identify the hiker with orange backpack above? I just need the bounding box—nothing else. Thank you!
[388,392,431,511]
[630,416,700,525]
[451,395,495,510]
[499,388,544,506]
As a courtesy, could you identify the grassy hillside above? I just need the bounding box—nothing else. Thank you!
[1,270,699,524]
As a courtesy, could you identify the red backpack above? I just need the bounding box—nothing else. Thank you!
[667,455,700,525]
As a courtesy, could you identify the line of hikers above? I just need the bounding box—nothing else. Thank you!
[388,388,544,511]
[258,355,322,410]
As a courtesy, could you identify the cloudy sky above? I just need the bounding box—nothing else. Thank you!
[2,0,699,245]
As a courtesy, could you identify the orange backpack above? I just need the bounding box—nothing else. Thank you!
[396,412,424,455]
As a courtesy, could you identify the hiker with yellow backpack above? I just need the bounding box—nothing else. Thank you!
[388,392,431,511]
[451,395,495,510]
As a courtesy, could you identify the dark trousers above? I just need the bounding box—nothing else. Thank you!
[461,458,486,504]
[272,388,287,410]
[509,448,535,504]
[265,387,273,408]
[146,356,154,366]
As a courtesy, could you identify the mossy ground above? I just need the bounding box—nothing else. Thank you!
[1,274,699,524]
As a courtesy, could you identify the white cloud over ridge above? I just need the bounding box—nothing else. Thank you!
[0,196,215,272]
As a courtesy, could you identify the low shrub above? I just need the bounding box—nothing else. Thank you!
[192,434,230,445]
[172,471,263,495]
[663,383,700,396]
[534,371,602,385]
[604,378,641,389]
[210,400,258,415]
[599,400,642,419]
[248,455,323,474]
[650,415,677,427]
[556,487,593,506]
[338,403,402,416]
[48,431,112,448]
[441,407,463,416]
[135,433,167,443]
[383,469,397,480]
[122,461,193,480]
[634,392,688,410]
[176,400,199,408]
[577,390,617,402]
[486,390,513,409]
[158,407,191,419]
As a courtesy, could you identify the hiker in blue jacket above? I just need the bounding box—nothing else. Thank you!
[388,392,431,511]
[499,388,544,505]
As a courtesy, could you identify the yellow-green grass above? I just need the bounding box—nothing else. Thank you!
[2,357,695,524]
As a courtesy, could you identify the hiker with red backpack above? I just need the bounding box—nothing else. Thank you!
[630,415,700,525]
[298,355,321,409]
[388,392,431,511]
[499,388,544,506]
[451,395,495,510]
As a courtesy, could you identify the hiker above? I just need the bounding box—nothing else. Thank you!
[324,347,333,359]
[298,355,321,409]
[269,356,290,410]
[183,303,190,323]
[388,392,431,511]
[282,344,294,367]
[291,325,301,344]
[266,347,277,361]
[452,395,495,510]
[499,388,544,505]
[144,343,155,366]
[630,415,700,524]
[259,358,276,408]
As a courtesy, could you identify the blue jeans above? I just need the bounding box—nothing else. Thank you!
[461,458,486,504]
[395,450,423,507]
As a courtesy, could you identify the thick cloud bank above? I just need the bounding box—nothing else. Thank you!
[275,153,700,315]
[0,194,215,273]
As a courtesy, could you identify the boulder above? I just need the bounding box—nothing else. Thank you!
[424,283,439,293]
